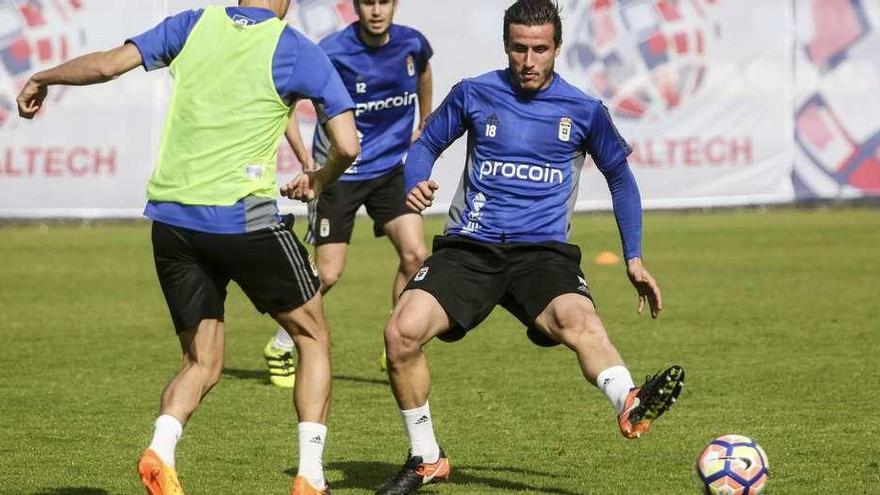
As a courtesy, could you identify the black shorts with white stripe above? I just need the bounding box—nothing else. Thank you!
[152,220,320,333]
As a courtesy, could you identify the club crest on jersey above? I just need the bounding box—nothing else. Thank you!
[406,55,416,77]
[414,267,429,282]
[464,192,487,232]
[558,117,572,142]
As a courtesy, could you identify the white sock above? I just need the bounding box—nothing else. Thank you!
[597,365,636,413]
[297,422,327,489]
[273,326,295,351]
[148,415,183,468]
[400,402,440,464]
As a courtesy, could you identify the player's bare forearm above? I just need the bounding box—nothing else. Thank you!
[31,44,143,87]
[317,111,359,187]
[417,63,434,127]
[280,111,357,202]
[284,114,315,171]
[18,44,142,119]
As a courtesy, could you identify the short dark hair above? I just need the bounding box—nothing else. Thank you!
[503,0,563,47]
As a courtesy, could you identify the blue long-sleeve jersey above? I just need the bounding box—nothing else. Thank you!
[406,70,643,260]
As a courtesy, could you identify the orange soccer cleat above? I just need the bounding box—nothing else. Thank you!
[291,475,330,495]
[138,449,184,495]
[618,365,685,439]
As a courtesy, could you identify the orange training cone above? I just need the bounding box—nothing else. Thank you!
[595,251,621,266]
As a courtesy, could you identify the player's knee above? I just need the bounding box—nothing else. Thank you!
[277,306,330,347]
[384,314,421,362]
[185,354,224,387]
[319,270,342,291]
[292,316,331,348]
[293,325,330,350]
[553,308,608,346]
[400,248,427,276]
[552,307,584,332]
[206,363,223,388]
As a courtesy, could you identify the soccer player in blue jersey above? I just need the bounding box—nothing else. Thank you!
[375,1,685,492]
[17,1,358,494]
[263,0,434,387]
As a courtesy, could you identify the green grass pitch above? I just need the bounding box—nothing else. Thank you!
[1,208,878,494]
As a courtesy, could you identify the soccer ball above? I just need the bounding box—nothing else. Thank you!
[696,435,769,495]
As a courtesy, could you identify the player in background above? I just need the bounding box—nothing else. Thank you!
[375,1,685,492]
[263,0,434,388]
[16,1,358,494]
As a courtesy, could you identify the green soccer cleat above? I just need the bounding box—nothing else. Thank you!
[264,338,296,388]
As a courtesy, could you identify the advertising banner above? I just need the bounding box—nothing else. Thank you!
[1,0,877,218]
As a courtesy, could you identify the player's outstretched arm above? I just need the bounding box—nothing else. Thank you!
[17,43,143,119]
[626,257,662,319]
[284,113,317,172]
[281,110,358,201]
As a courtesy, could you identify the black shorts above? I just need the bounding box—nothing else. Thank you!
[305,166,410,245]
[404,236,594,347]
[152,221,320,333]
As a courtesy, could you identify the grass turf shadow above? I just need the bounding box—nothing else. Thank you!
[286,461,582,494]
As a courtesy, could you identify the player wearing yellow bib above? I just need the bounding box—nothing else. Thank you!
[16,2,358,494]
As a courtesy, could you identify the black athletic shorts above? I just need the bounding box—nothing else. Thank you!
[152,220,320,333]
[306,166,410,245]
[404,235,594,347]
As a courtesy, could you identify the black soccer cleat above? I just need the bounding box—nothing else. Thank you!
[376,449,451,495]
[618,365,685,439]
